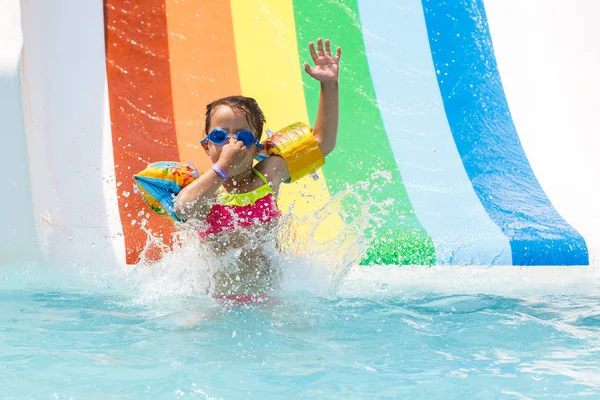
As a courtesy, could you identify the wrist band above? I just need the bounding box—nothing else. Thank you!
[212,164,229,180]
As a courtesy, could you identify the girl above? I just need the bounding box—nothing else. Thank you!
[174,39,341,302]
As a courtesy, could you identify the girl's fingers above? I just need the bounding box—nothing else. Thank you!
[335,46,342,61]
[325,39,332,56]
[308,42,318,61]
[304,62,313,75]
[304,62,317,79]
[317,38,325,56]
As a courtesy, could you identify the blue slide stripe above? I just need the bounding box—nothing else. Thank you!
[421,0,588,265]
[357,0,511,265]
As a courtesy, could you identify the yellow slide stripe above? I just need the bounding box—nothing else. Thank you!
[230,0,344,242]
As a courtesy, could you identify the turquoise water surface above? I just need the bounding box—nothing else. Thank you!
[2,263,600,399]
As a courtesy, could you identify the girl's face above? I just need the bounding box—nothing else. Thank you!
[203,105,260,165]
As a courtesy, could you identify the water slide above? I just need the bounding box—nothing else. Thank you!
[3,0,600,282]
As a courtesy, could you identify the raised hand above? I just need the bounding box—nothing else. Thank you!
[304,38,341,83]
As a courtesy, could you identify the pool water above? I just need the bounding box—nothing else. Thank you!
[2,263,600,399]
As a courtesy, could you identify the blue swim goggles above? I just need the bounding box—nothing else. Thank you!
[201,128,263,149]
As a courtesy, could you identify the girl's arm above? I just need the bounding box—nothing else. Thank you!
[312,81,339,157]
[304,38,341,157]
[174,168,225,220]
[257,39,342,189]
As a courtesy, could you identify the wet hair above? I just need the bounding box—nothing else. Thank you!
[205,96,266,140]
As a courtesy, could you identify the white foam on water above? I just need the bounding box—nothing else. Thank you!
[339,264,600,299]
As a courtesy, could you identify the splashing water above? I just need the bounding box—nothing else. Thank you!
[126,170,400,307]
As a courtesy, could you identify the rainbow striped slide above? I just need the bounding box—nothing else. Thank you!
[2,0,599,270]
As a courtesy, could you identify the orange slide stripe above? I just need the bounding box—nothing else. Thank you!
[165,0,241,172]
[104,0,179,264]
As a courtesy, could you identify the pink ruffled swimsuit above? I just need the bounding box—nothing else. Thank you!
[197,169,281,238]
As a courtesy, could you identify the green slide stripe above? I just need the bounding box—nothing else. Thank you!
[292,0,435,265]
